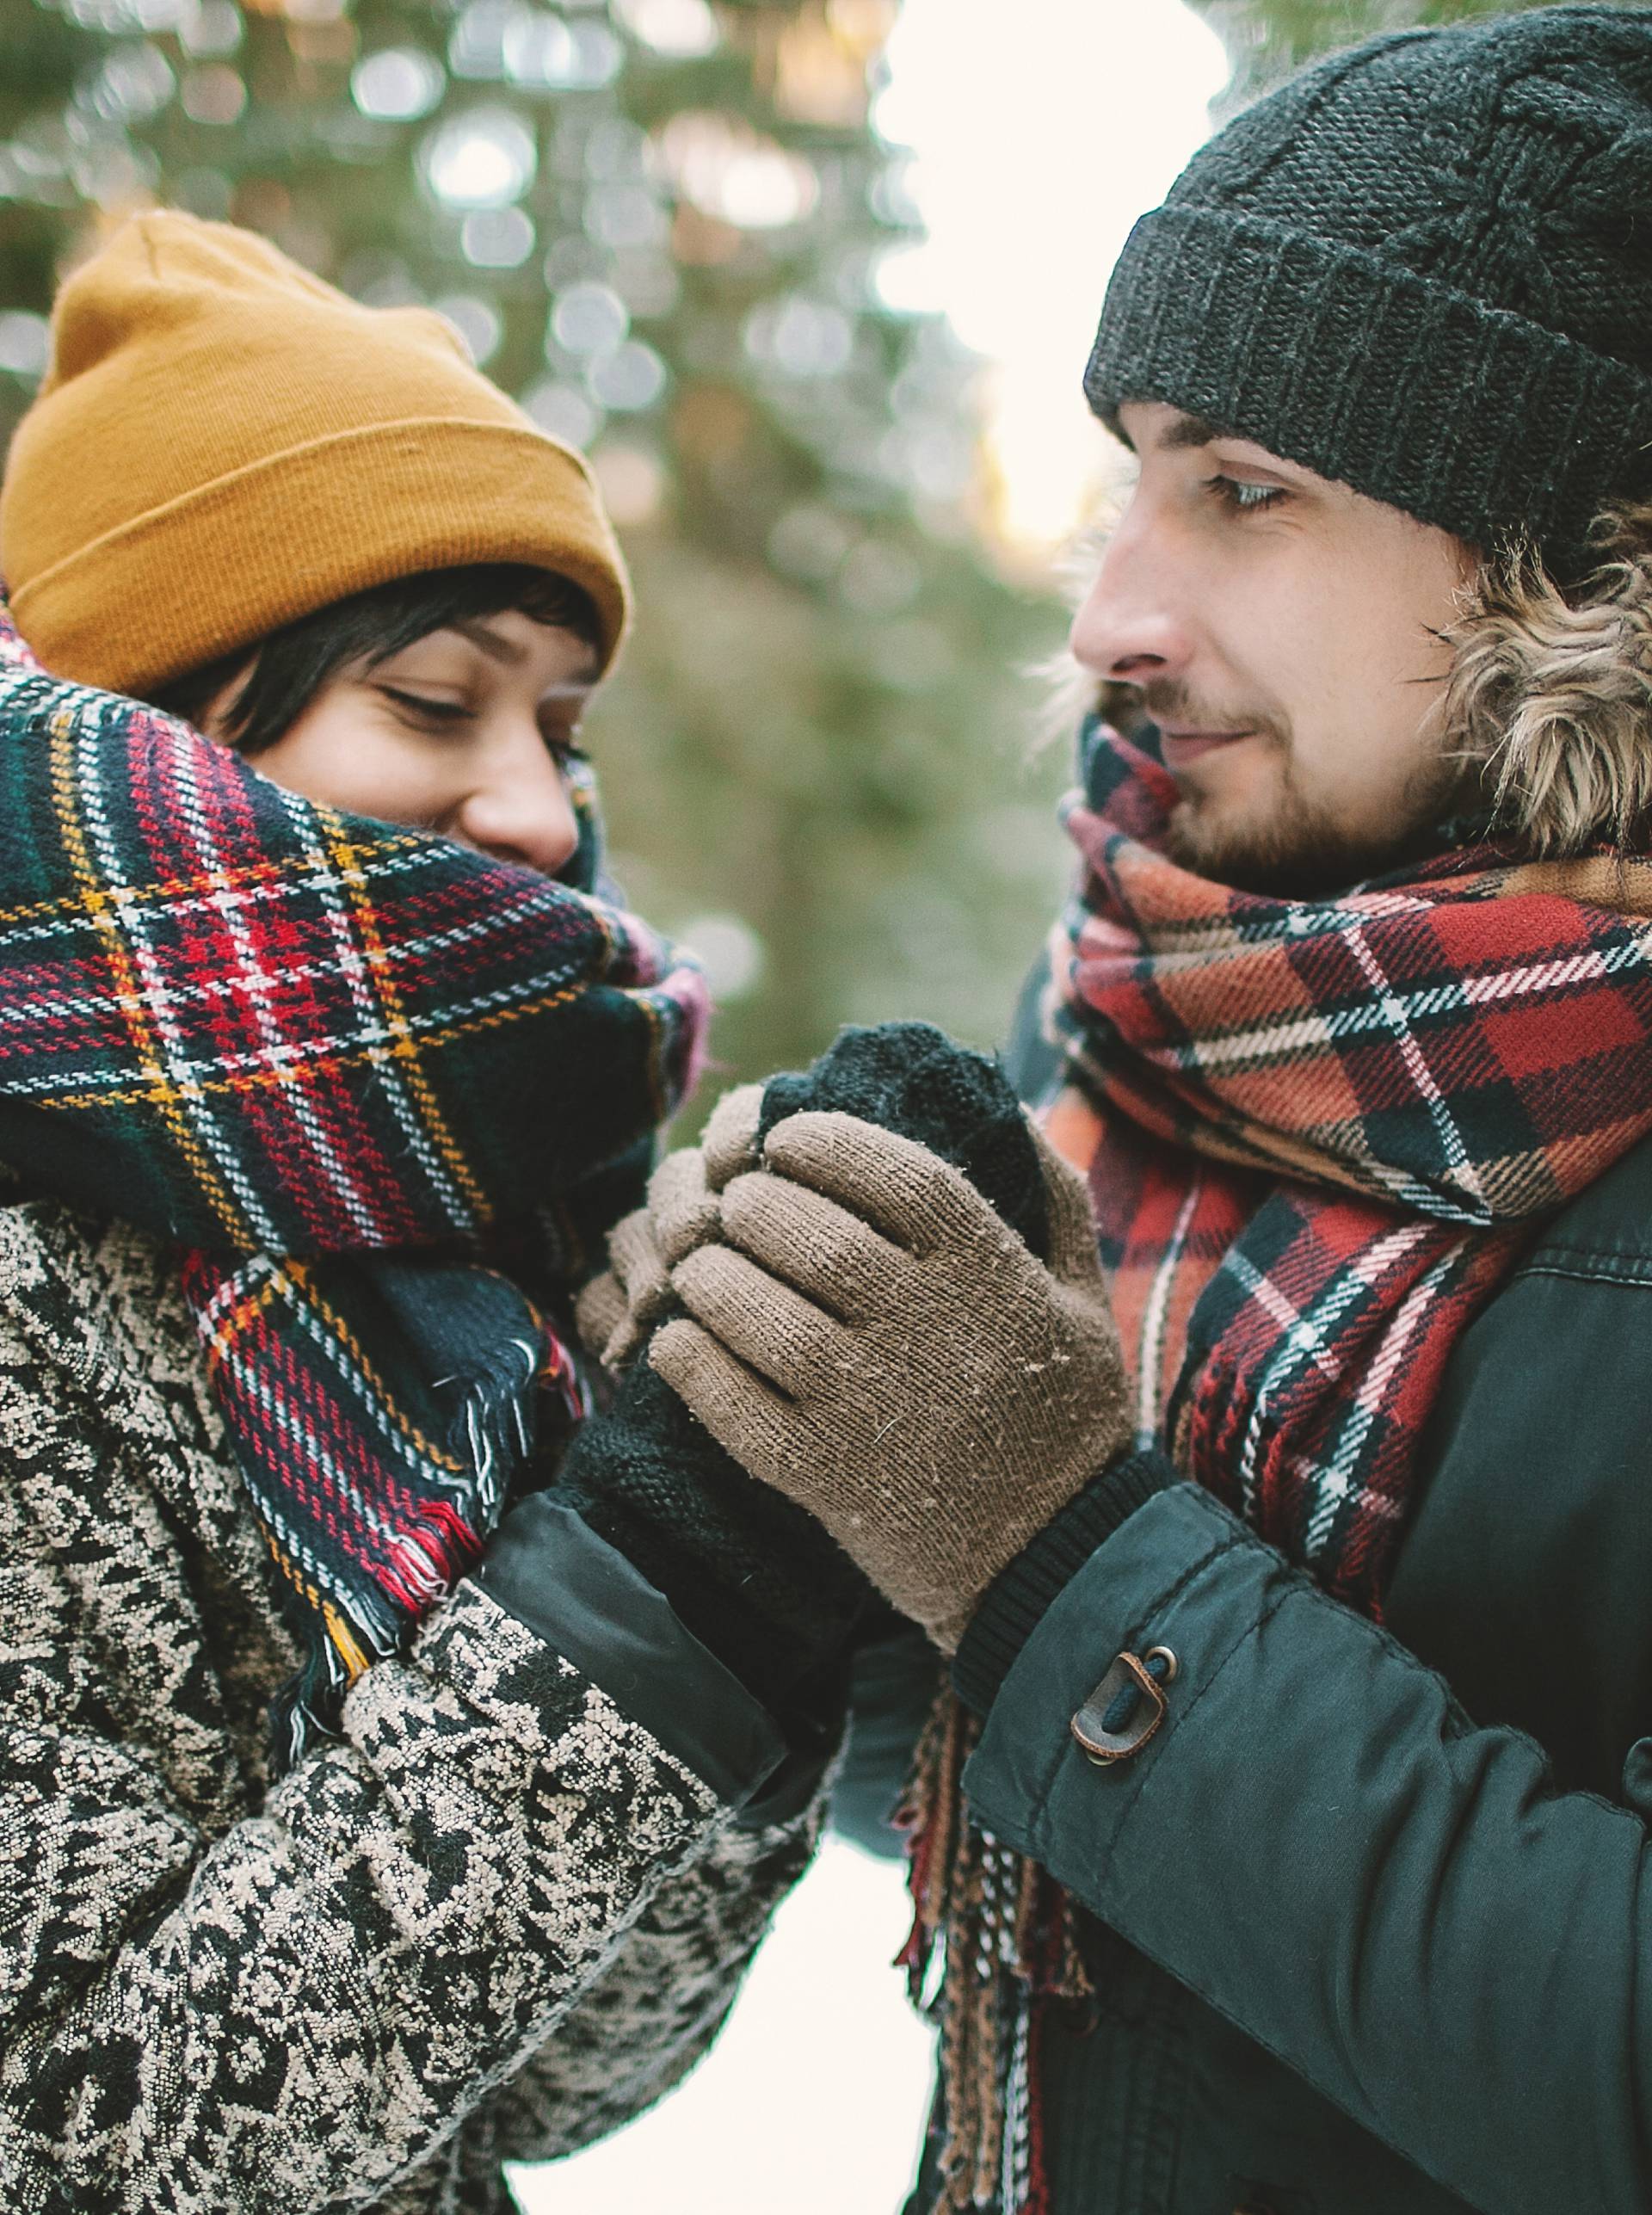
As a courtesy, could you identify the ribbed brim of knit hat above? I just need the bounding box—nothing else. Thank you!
[1086,201,1652,579]
[1082,7,1652,580]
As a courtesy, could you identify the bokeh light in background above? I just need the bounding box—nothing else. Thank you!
[876,0,1228,554]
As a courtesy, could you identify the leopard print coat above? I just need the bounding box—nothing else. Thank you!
[0,1194,820,2213]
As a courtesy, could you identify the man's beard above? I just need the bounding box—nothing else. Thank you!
[1152,719,1475,901]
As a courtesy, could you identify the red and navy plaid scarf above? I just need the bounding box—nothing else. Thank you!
[916,713,1652,2215]
[1045,716,1652,1599]
[0,608,706,1764]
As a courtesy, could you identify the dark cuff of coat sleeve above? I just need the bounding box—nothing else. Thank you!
[952,1448,1176,1718]
[477,1493,787,1806]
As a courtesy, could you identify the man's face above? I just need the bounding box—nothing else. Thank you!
[1069,402,1477,897]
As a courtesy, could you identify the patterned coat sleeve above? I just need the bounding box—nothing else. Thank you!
[0,1293,783,2215]
[483,1807,823,2169]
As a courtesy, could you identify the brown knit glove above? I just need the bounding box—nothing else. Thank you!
[574,1083,762,1369]
[650,1108,1131,1651]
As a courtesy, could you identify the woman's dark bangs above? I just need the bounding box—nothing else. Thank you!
[149,563,603,755]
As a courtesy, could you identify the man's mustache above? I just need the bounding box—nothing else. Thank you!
[1134,682,1282,741]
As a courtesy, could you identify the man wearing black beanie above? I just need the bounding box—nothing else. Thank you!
[629,9,1652,2212]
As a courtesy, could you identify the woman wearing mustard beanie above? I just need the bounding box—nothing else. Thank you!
[0,212,872,2212]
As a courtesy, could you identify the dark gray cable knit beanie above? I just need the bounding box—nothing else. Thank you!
[1084,4,1652,580]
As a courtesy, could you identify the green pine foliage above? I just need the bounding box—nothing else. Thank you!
[0,0,1074,1124]
[1194,0,1645,103]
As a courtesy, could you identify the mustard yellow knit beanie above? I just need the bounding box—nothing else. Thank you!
[0,211,631,695]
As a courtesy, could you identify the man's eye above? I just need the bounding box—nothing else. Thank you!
[1207,474,1285,514]
[381,687,468,723]
[541,725,589,762]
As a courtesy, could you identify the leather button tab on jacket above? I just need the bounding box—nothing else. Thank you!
[1070,1646,1176,1763]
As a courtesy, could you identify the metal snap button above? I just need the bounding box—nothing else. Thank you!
[1070,1647,1174,1763]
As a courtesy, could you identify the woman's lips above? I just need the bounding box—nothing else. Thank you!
[1158,728,1253,772]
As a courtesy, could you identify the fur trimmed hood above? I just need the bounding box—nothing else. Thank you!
[1442,517,1652,855]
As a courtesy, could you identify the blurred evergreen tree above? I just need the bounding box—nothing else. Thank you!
[0,0,1072,1110]
[1193,0,1643,103]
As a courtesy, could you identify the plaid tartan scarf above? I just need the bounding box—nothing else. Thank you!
[1045,715,1652,1599]
[0,608,706,1765]
[915,712,1652,2215]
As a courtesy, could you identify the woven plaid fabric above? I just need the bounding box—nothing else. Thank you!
[916,719,1652,2215]
[0,607,706,1761]
[1045,716,1652,1604]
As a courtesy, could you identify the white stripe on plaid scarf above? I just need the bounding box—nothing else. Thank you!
[1303,1237,1469,1558]
[76,709,284,1252]
[1149,937,1652,1076]
[1135,1170,1204,1451]
[1224,1218,1433,1519]
[181,753,391,1249]
[0,949,636,1106]
[289,781,479,1240]
[1341,918,1489,1216]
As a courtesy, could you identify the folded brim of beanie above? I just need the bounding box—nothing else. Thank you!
[9,416,630,698]
[1084,204,1652,579]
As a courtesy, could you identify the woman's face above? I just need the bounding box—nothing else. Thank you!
[201,608,601,878]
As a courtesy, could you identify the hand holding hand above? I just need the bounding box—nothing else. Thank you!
[650,1108,1131,1650]
[575,1082,763,1368]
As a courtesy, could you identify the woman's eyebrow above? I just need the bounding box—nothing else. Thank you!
[452,617,528,665]
[451,618,601,686]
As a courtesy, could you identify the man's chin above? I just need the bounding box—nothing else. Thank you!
[1164,797,1428,901]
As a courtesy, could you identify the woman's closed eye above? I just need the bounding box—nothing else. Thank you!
[379,684,470,725]
[539,722,588,763]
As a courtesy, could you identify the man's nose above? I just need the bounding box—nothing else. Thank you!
[1068,505,1193,684]
[455,731,583,878]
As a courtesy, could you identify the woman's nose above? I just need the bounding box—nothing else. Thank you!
[454,732,582,877]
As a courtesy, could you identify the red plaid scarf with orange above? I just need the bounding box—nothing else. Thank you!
[0,608,706,1767]
[1046,719,1652,1598]
[914,714,1652,2215]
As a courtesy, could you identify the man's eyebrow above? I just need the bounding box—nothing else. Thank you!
[1110,408,1225,457]
[1156,411,1227,453]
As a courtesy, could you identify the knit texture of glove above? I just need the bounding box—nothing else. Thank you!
[652,1055,1132,1652]
[557,1023,1051,1699]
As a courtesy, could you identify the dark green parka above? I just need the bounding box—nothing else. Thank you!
[848,987,1652,2215]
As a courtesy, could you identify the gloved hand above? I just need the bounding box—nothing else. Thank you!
[559,1073,872,1712]
[574,1083,762,1369]
[651,1108,1131,1652]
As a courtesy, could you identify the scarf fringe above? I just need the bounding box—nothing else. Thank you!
[900,1684,1090,2215]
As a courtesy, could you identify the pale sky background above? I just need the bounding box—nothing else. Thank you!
[874,0,1230,553]
[510,6,1227,2211]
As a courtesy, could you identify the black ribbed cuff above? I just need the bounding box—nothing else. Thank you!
[952,1449,1175,1718]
